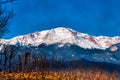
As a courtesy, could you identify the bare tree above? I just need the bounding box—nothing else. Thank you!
[0,0,15,38]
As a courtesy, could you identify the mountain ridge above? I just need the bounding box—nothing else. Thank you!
[0,27,120,65]
[0,27,120,50]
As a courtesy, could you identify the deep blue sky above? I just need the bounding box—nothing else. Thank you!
[4,0,120,38]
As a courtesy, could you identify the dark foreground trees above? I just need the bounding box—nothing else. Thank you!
[0,0,15,38]
[0,48,120,73]
[0,45,119,79]
[0,50,120,80]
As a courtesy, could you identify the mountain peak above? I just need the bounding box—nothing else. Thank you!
[51,27,70,30]
[0,27,120,49]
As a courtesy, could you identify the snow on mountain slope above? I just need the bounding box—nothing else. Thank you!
[0,27,120,50]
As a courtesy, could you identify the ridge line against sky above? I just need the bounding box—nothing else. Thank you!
[4,0,120,39]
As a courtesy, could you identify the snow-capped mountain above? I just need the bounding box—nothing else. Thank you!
[0,27,120,50]
[0,27,120,66]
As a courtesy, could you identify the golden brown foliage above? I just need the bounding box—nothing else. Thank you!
[0,69,119,80]
[0,51,120,80]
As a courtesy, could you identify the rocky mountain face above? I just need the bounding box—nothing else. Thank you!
[0,27,120,65]
[0,27,120,50]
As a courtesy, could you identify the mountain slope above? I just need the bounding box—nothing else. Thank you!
[0,27,120,65]
[0,27,120,50]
